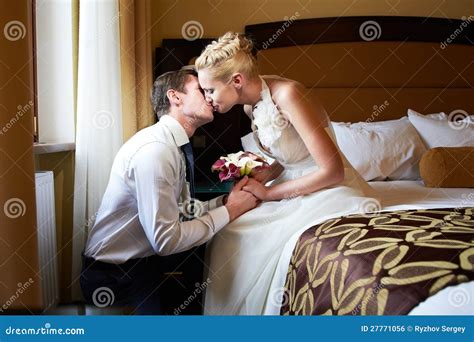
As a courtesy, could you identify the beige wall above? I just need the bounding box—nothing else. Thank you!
[0,0,42,310]
[151,0,472,48]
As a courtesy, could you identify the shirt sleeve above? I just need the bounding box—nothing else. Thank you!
[206,195,226,210]
[128,143,230,256]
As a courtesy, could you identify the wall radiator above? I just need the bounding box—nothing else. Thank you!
[35,171,59,310]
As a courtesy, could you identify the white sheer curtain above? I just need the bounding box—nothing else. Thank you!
[72,0,123,299]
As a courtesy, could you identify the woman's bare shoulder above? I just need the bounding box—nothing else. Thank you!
[264,76,305,104]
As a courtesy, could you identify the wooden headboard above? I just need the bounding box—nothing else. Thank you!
[154,16,473,182]
[245,16,473,122]
[155,16,473,123]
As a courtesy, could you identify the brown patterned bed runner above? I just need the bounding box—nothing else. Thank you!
[281,207,474,315]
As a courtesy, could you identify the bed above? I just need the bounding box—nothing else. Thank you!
[154,16,474,315]
[270,182,474,315]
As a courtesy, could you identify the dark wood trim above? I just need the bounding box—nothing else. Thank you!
[154,38,214,78]
[245,16,474,50]
[154,16,473,77]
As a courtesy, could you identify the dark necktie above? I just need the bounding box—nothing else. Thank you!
[181,142,195,199]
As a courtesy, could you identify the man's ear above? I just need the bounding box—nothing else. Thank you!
[231,73,243,89]
[166,89,180,105]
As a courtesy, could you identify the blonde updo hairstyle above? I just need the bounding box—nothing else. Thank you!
[195,32,258,82]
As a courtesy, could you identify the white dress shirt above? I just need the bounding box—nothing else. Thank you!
[84,115,230,264]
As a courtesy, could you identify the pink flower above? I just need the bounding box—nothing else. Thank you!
[211,158,226,172]
[218,163,241,182]
[212,151,269,182]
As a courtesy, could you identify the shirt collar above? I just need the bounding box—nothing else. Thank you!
[159,115,189,147]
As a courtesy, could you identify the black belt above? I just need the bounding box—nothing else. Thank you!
[82,253,159,272]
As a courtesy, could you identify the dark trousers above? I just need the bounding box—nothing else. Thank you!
[80,253,164,315]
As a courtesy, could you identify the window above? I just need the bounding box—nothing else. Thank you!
[34,0,75,144]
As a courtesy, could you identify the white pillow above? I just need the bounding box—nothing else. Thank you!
[419,110,447,120]
[407,109,474,148]
[331,117,427,181]
[240,132,275,164]
[409,109,474,122]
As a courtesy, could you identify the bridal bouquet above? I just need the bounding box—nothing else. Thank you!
[211,151,270,182]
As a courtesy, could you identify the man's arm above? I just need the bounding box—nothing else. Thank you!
[201,195,226,212]
[130,143,258,256]
[203,178,262,221]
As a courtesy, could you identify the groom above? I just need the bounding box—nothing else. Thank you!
[80,68,259,314]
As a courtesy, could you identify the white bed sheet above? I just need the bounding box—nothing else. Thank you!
[370,180,474,211]
[264,181,474,315]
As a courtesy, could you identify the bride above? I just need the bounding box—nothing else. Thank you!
[195,32,380,315]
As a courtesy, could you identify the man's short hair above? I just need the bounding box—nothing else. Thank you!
[150,67,198,119]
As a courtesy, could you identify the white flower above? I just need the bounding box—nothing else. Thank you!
[222,151,244,166]
[237,157,264,168]
[252,100,284,148]
[223,154,264,169]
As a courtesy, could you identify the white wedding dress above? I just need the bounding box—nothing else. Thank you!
[204,76,380,315]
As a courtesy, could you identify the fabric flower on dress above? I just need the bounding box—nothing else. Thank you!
[252,78,289,149]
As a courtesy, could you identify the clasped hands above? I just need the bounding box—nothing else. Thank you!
[223,167,274,221]
[230,167,273,202]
